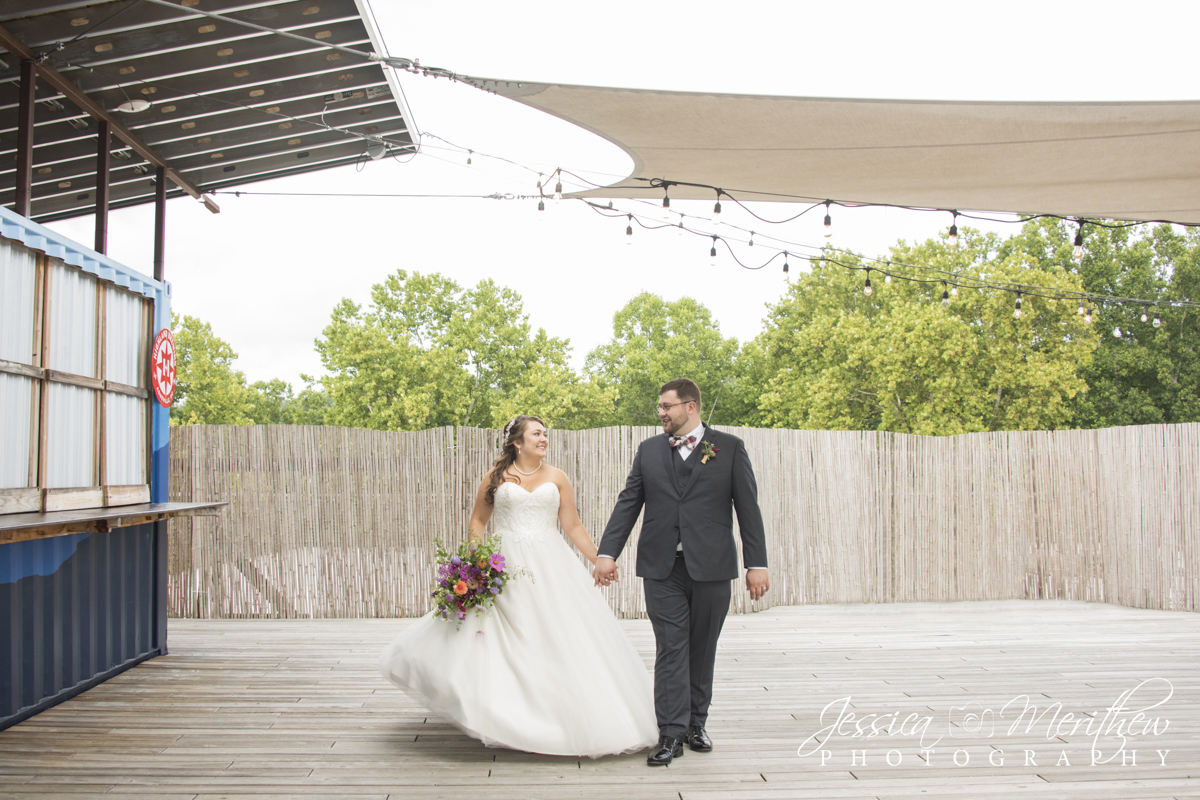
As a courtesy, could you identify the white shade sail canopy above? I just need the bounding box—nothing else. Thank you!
[491,80,1200,225]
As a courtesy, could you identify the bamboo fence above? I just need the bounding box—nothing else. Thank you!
[167,423,1200,619]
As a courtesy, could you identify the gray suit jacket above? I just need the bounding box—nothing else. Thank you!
[598,426,768,581]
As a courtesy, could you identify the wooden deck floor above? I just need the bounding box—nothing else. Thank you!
[1,600,1197,800]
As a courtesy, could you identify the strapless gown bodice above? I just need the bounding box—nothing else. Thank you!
[379,479,657,758]
[490,482,561,544]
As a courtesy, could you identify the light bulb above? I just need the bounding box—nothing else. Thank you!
[783,252,790,281]
[537,199,544,212]
[713,194,722,216]
[1085,308,1093,324]
[1073,224,1084,260]
[625,214,633,244]
[710,236,718,264]
[942,283,950,307]
[677,216,684,236]
[553,179,563,202]
[950,285,958,297]
[662,191,671,221]
[1113,327,1122,338]
[466,150,473,166]
[948,212,959,249]
[864,273,873,296]
[823,201,833,238]
[1141,310,1149,323]
[1077,302,1085,315]
[1153,310,1162,328]
[748,232,754,247]
[884,273,892,285]
[1014,294,1023,318]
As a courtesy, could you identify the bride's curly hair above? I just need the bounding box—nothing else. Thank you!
[485,415,546,505]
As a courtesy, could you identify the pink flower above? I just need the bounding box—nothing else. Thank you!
[488,553,506,572]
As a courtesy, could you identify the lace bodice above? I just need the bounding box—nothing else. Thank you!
[493,482,561,544]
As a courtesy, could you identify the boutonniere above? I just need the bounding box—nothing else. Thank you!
[699,440,720,464]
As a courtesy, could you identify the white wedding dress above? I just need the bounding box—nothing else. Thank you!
[378,481,659,757]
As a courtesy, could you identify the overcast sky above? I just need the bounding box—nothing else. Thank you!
[47,0,1200,389]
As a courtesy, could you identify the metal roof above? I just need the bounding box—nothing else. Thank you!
[0,0,415,222]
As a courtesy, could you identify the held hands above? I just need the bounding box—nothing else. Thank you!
[746,568,770,602]
[593,558,620,588]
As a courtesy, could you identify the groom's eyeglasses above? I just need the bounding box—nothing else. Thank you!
[654,401,690,413]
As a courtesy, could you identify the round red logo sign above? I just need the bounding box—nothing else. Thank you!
[151,328,176,407]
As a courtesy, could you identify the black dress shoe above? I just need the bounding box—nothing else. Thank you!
[684,725,713,752]
[647,735,684,766]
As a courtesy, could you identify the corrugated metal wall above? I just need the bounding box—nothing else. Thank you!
[105,286,144,386]
[0,238,36,361]
[0,524,165,730]
[45,384,95,488]
[0,239,37,490]
[105,286,148,485]
[45,261,98,488]
[106,394,145,485]
[0,375,33,489]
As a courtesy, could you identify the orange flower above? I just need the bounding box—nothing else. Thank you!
[453,580,468,595]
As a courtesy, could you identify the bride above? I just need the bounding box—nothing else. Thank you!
[378,415,658,757]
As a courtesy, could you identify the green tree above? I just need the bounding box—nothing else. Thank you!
[585,293,743,426]
[998,219,1200,426]
[170,313,255,425]
[491,361,617,430]
[753,230,1099,434]
[314,270,575,431]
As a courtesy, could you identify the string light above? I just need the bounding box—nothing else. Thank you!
[1078,301,1086,315]
[625,214,633,244]
[884,262,892,285]
[1113,327,1123,338]
[710,235,719,264]
[677,215,684,236]
[950,285,959,296]
[942,281,950,307]
[748,231,755,247]
[864,269,873,296]
[537,199,544,212]
[948,211,959,249]
[713,190,723,216]
[1141,308,1149,323]
[823,201,833,238]
[1153,308,1162,328]
[1014,292,1023,318]
[553,171,563,202]
[466,149,473,166]
[1073,222,1085,260]
[1085,308,1093,324]
[783,251,790,281]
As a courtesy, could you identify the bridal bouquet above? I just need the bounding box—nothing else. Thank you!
[431,535,518,629]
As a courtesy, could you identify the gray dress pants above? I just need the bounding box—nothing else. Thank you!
[642,553,732,738]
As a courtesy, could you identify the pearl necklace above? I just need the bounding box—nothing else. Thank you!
[512,460,543,476]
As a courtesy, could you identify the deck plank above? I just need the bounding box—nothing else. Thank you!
[0,600,1197,800]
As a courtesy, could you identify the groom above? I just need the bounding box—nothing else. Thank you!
[594,378,769,766]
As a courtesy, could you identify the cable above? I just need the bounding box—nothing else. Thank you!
[35,0,146,61]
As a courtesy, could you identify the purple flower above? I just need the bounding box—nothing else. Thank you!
[475,631,483,637]
[456,610,466,620]
[488,554,506,572]
[450,556,462,566]
[489,587,499,594]
[492,578,503,586]
[440,580,450,588]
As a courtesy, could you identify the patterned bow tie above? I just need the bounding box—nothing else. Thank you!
[669,434,697,448]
